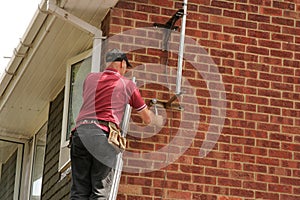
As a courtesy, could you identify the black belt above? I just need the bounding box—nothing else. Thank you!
[77,119,109,127]
[72,119,110,136]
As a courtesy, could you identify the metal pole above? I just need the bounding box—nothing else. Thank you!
[109,77,136,200]
[175,0,188,95]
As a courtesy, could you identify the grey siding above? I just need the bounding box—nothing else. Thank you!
[0,150,17,200]
[41,89,71,200]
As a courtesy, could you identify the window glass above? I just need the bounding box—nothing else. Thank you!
[30,124,47,200]
[66,57,91,140]
[59,50,92,171]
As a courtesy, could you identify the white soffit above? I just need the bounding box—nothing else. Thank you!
[0,0,119,138]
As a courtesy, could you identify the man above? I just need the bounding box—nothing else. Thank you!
[70,48,162,199]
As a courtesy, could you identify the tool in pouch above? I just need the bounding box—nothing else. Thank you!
[107,122,126,153]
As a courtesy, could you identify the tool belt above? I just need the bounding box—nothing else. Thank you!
[74,119,126,152]
[108,122,126,153]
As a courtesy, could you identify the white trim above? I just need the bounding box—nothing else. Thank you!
[14,144,24,200]
[23,138,35,200]
[58,49,92,171]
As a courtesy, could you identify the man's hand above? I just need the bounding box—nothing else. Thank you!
[138,107,164,127]
[148,110,164,127]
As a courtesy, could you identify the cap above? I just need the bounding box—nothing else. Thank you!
[105,48,132,68]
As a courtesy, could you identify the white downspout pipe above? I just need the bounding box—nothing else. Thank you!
[176,0,188,95]
[46,0,105,72]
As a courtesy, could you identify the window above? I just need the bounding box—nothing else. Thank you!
[59,50,92,171]
[30,123,47,200]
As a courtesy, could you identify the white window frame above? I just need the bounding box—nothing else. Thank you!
[59,50,92,171]
[29,123,47,200]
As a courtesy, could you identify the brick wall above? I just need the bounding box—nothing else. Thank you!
[41,89,71,200]
[108,0,300,199]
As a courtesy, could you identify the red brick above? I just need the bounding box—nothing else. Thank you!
[247,62,269,72]
[206,186,230,196]
[199,22,222,32]
[258,23,281,32]
[244,146,267,156]
[235,3,258,12]
[273,1,296,11]
[256,174,279,183]
[247,46,269,55]
[258,105,280,115]
[236,52,259,62]
[232,136,255,146]
[248,14,270,23]
[224,26,246,35]
[116,1,136,10]
[224,10,246,19]
[245,129,268,138]
[219,178,241,187]
[219,161,242,170]
[243,181,267,190]
[260,7,282,16]
[193,175,217,185]
[230,171,255,181]
[271,82,294,91]
[282,126,300,134]
[234,85,256,95]
[232,119,256,129]
[230,188,254,198]
[257,122,280,132]
[269,149,293,159]
[249,0,271,6]
[245,112,269,122]
[210,32,233,42]
[272,33,294,42]
[200,39,221,48]
[210,15,234,25]
[246,79,270,88]
[234,36,257,45]
[206,168,229,177]
[219,143,243,153]
[258,39,281,49]
[269,184,293,193]
[270,115,294,125]
[282,142,300,152]
[256,139,280,149]
[149,0,173,7]
[189,12,209,21]
[232,154,255,163]
[271,50,293,58]
[258,89,281,98]
[235,20,257,29]
[255,192,279,200]
[272,17,295,26]
[199,6,222,15]
[166,190,192,199]
[248,29,270,39]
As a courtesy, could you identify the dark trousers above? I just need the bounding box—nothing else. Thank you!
[70,124,117,200]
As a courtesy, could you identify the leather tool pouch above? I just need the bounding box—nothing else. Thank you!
[108,122,126,152]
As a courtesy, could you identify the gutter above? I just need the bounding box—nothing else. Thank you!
[0,0,53,111]
[0,0,106,112]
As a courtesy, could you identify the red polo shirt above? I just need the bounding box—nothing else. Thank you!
[76,68,146,129]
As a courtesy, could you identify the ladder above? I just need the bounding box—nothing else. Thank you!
[108,77,135,200]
